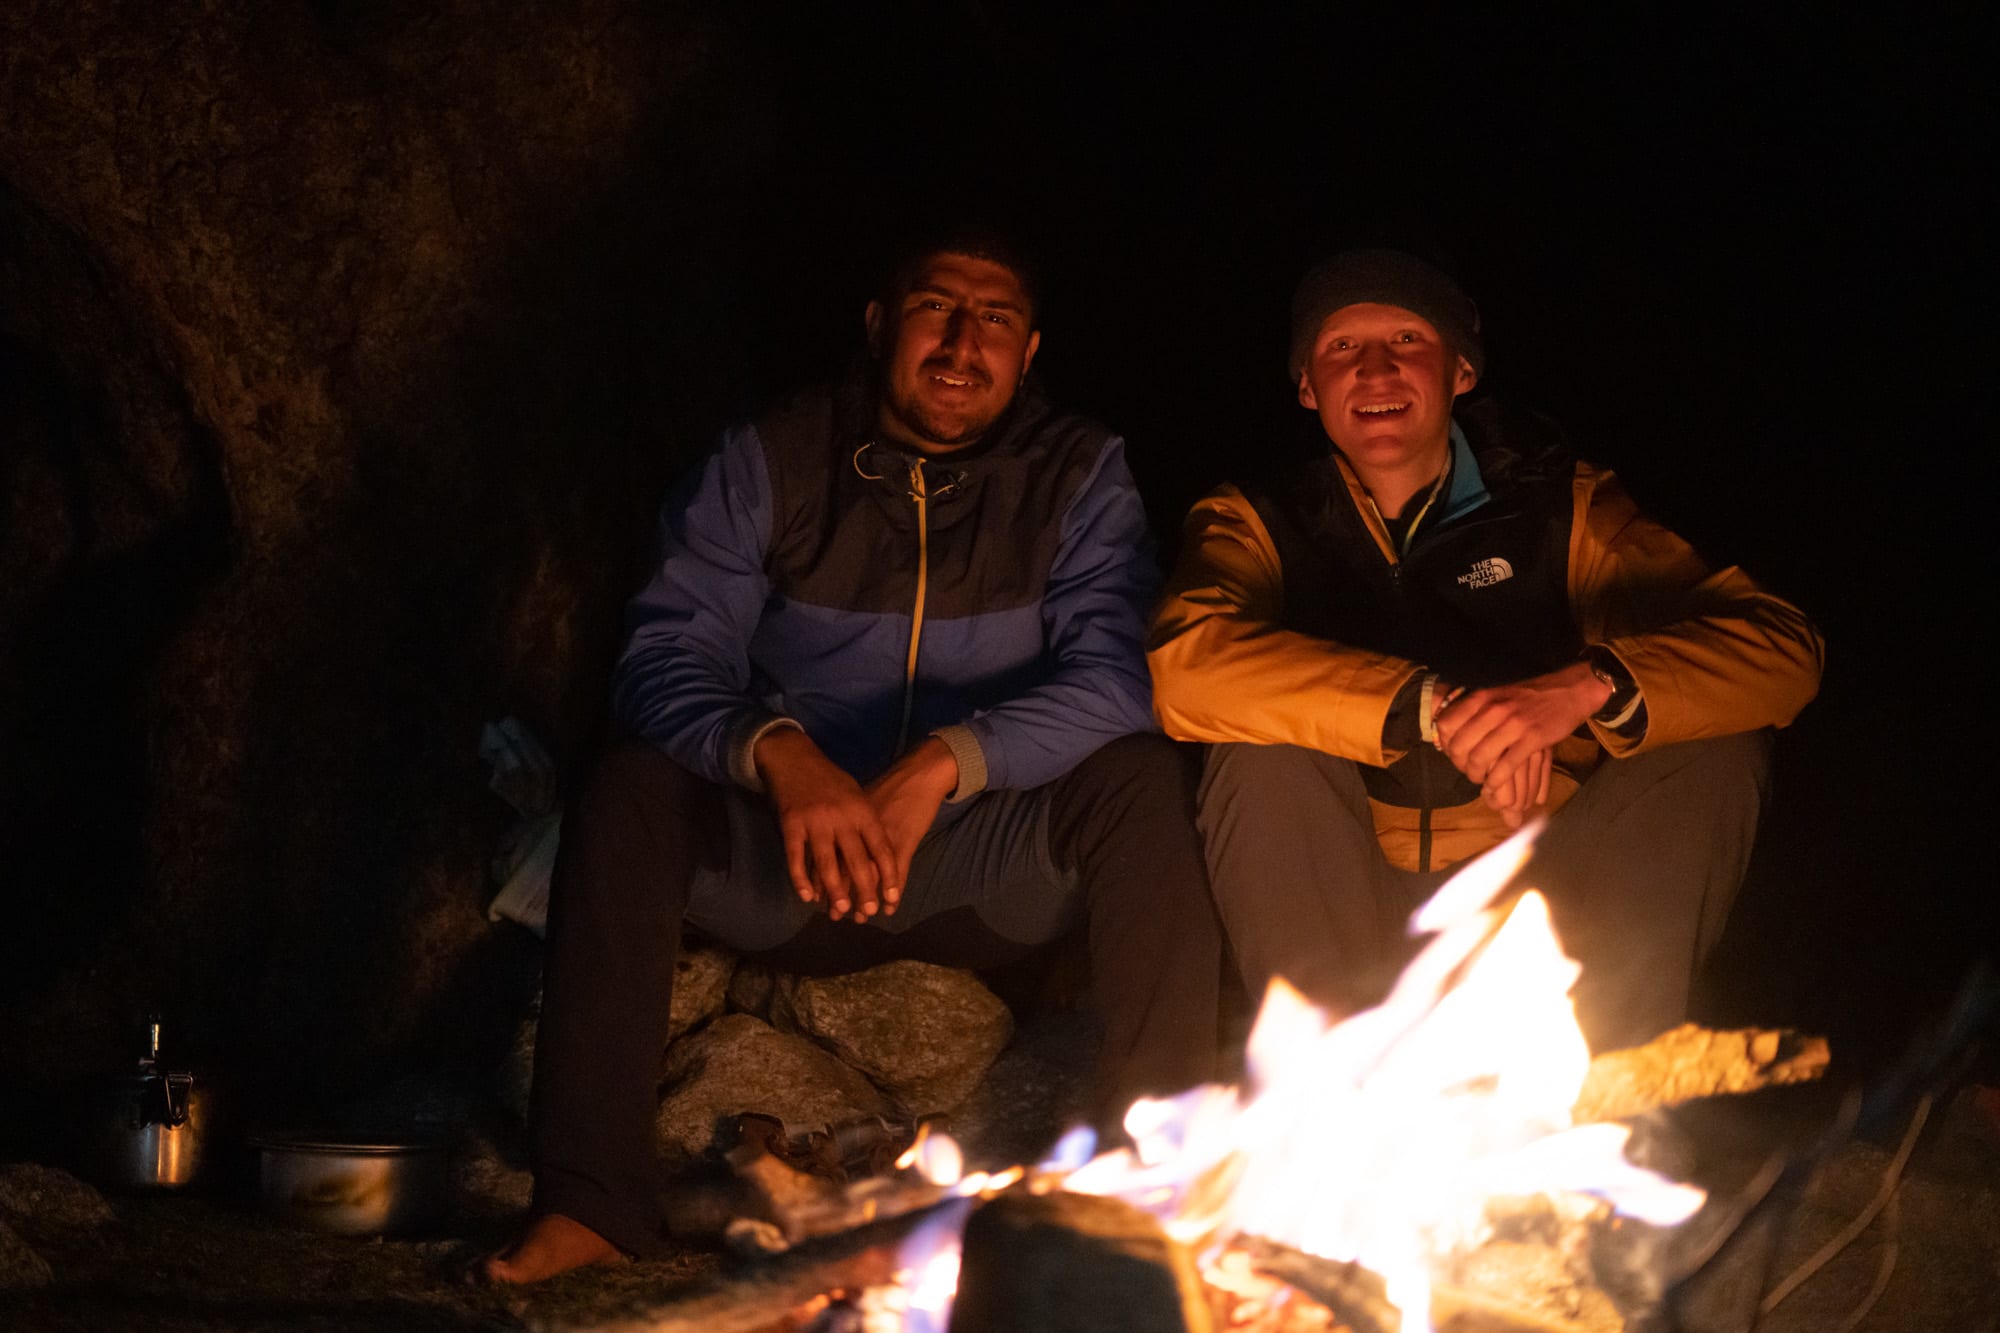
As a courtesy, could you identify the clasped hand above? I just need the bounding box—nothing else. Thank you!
[1430,661,1611,828]
[753,728,959,921]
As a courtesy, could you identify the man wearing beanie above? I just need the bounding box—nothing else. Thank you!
[1147,248,1824,1052]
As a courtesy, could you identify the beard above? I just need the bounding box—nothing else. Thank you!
[879,362,1005,449]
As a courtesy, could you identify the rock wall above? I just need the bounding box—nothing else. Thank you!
[0,0,878,1104]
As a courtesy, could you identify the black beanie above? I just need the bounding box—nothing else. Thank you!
[1287,249,1484,382]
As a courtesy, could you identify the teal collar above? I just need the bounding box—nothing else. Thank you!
[1435,420,1490,525]
[1384,421,1490,557]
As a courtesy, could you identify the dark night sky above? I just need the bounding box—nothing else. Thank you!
[718,4,1991,1055]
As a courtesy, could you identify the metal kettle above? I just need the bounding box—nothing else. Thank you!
[80,1015,213,1189]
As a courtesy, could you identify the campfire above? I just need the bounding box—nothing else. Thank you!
[610,825,1832,1333]
[1057,828,1702,1318]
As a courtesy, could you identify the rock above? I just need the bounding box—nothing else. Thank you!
[773,961,1014,1115]
[669,943,736,1040]
[947,1009,1099,1169]
[498,1007,538,1125]
[496,943,738,1123]
[0,1217,53,1292]
[450,1126,534,1219]
[0,0,761,1098]
[0,1163,114,1250]
[654,1015,894,1171]
[726,960,779,1019]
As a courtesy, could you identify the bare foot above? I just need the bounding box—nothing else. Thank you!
[479,1213,627,1284]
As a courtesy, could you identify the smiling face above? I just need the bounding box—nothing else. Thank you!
[866,252,1041,454]
[1298,301,1479,512]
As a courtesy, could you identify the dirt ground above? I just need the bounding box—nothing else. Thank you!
[4,1050,1997,1332]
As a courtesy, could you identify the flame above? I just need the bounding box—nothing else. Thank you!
[1061,824,1704,1330]
[887,826,1705,1330]
[875,1196,973,1333]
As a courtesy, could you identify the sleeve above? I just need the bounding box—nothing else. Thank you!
[929,438,1161,796]
[1146,485,1425,765]
[1568,464,1826,756]
[610,424,795,790]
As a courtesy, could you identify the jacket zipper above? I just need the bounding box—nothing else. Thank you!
[1374,480,1446,874]
[896,459,930,755]
[1394,506,1517,872]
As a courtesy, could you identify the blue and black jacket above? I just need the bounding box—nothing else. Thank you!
[613,367,1159,803]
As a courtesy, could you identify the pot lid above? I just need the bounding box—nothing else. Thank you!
[249,1132,445,1155]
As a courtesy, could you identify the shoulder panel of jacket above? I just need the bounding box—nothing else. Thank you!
[1149,482,1419,762]
[1566,462,1825,754]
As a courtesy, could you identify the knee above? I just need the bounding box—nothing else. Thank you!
[1199,742,1362,813]
[1067,732,1201,806]
[577,736,700,803]
[1657,729,1774,811]
[568,736,719,841]
[1707,728,1774,789]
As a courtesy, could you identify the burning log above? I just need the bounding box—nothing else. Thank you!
[1236,1236,1400,1333]
[654,1112,962,1254]
[1572,1024,1830,1125]
[949,1189,1215,1333]
[1245,1237,1620,1333]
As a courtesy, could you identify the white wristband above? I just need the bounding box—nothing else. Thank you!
[1417,672,1441,746]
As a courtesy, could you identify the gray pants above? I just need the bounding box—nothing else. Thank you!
[689,780,1075,953]
[1197,732,1772,1052]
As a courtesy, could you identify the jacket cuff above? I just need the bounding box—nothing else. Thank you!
[1379,668,1432,760]
[929,725,988,803]
[1584,646,1647,742]
[728,711,803,793]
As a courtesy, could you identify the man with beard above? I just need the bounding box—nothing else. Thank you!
[485,227,1225,1281]
[1148,248,1823,1055]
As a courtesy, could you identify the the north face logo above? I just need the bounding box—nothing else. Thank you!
[1457,557,1515,589]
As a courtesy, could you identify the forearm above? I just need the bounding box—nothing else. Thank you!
[1148,486,1419,763]
[934,667,1156,797]
[947,435,1162,796]
[1570,467,1825,753]
[1149,612,1419,762]
[868,736,959,805]
[1592,578,1824,750]
[611,424,782,785]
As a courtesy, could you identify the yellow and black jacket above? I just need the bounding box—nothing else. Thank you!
[1147,420,1825,872]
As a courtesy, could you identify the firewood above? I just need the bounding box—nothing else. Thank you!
[697,1112,955,1251]
[1246,1238,1617,1333]
[1571,1023,1830,1124]
[1238,1238,1400,1333]
[949,1189,1214,1333]
[540,1205,931,1333]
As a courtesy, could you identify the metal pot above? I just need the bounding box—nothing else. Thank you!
[252,1133,448,1236]
[79,1017,216,1190]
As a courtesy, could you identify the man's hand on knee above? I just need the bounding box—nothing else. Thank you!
[1433,663,1608,783]
[755,727,896,920]
[863,737,960,913]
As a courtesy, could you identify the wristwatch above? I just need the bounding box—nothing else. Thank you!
[1584,647,1640,725]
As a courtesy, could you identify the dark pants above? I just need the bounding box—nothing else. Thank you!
[1196,732,1772,1054]
[527,732,1225,1256]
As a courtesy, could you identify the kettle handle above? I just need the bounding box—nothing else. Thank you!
[163,1072,193,1128]
[138,1012,193,1128]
